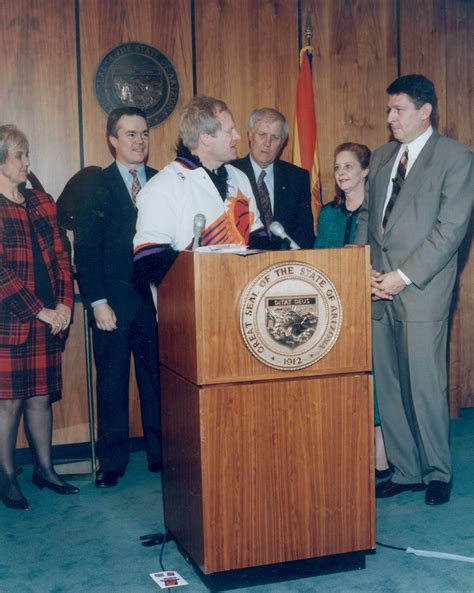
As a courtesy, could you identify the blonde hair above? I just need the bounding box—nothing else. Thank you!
[179,96,230,149]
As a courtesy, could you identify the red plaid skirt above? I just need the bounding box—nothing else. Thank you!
[0,318,63,399]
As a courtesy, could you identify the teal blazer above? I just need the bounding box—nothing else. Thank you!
[314,201,360,248]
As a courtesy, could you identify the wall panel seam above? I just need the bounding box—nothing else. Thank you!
[75,0,84,169]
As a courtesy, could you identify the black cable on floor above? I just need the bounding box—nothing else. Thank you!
[140,530,173,547]
[376,540,407,551]
[159,528,170,572]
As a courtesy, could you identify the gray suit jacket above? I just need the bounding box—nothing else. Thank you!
[356,131,473,322]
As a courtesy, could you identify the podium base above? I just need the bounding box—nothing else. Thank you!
[175,539,372,592]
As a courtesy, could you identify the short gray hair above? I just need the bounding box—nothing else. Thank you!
[248,108,288,141]
[0,125,29,164]
[179,96,230,149]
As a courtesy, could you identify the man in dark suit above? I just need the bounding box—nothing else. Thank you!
[356,75,473,505]
[233,108,314,249]
[74,107,161,487]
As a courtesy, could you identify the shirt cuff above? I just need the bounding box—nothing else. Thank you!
[397,269,412,286]
[91,299,107,307]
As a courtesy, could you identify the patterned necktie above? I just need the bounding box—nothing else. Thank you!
[257,170,273,230]
[382,147,408,230]
[130,169,141,205]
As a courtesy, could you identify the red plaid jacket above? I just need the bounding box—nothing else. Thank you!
[0,189,74,345]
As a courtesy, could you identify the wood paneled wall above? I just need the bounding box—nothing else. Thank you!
[302,0,398,199]
[0,0,471,450]
[399,0,447,131]
[445,0,474,412]
[0,0,80,199]
[79,0,193,170]
[195,0,299,162]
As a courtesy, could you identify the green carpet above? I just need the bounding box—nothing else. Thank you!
[1,410,473,593]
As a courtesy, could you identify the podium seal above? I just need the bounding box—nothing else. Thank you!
[95,42,179,127]
[240,262,343,370]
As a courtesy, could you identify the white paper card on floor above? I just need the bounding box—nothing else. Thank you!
[150,570,189,588]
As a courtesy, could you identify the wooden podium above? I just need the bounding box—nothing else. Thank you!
[158,247,375,577]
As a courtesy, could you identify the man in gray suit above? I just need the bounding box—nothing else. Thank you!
[356,74,472,505]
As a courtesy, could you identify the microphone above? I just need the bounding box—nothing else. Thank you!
[192,213,206,251]
[269,221,301,250]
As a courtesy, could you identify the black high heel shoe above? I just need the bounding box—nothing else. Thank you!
[32,471,80,494]
[0,492,29,510]
[0,475,29,510]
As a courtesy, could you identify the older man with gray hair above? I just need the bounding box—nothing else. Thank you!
[233,107,314,249]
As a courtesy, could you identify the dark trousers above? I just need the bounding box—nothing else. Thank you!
[92,297,161,473]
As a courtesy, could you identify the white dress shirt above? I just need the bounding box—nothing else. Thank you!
[382,126,433,285]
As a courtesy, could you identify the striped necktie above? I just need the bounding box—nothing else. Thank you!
[257,170,273,230]
[130,169,141,205]
[382,147,408,230]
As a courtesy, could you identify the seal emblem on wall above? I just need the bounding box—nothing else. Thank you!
[240,262,343,370]
[95,42,179,127]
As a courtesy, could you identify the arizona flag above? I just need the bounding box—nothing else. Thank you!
[293,46,321,233]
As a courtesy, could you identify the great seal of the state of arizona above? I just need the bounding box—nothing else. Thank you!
[95,42,179,127]
[240,262,343,370]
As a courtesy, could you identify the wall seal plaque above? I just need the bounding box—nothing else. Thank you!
[95,42,179,127]
[240,262,343,370]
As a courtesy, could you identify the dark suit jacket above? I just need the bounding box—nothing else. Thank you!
[233,155,314,248]
[73,162,157,323]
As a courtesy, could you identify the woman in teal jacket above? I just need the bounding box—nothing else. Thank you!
[314,142,391,479]
[315,142,369,248]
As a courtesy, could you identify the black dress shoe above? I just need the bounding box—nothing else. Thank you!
[148,462,161,473]
[375,466,393,480]
[95,469,124,488]
[425,480,451,505]
[0,493,29,510]
[376,479,426,498]
[32,471,80,494]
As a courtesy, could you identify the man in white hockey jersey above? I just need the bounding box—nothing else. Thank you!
[133,96,270,286]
